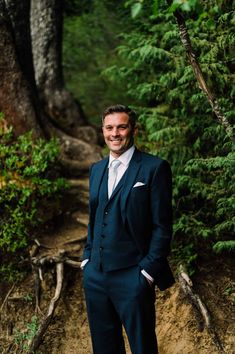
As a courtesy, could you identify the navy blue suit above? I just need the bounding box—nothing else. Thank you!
[83,149,174,354]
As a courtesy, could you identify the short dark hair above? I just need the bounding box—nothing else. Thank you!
[102,104,137,129]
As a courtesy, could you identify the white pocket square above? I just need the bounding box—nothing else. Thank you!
[133,182,146,188]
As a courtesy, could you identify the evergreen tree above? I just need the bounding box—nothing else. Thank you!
[102,0,235,271]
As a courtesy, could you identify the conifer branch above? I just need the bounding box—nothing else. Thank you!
[167,2,234,141]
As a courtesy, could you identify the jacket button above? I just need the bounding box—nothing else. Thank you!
[99,247,103,251]
[104,211,108,215]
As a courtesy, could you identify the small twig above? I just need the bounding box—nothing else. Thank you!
[29,244,39,258]
[34,238,55,250]
[0,283,15,314]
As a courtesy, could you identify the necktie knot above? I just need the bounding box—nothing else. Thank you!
[110,159,121,171]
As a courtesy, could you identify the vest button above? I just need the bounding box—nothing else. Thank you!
[99,247,103,251]
[104,211,108,215]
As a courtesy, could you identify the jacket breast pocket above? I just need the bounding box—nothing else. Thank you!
[130,185,149,203]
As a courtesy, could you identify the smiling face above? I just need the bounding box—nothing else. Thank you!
[102,112,136,158]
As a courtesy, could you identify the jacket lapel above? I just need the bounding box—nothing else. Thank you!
[90,157,109,210]
[120,149,142,223]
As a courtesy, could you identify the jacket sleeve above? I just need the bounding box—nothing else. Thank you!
[82,164,94,260]
[83,222,92,260]
[139,160,173,279]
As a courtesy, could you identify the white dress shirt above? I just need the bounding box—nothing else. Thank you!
[108,144,135,187]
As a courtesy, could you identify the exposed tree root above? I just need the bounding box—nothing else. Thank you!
[26,262,64,354]
[178,264,225,354]
[0,283,15,314]
[63,235,87,245]
[31,252,81,268]
[22,238,83,353]
[2,237,84,354]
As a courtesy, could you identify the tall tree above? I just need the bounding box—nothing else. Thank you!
[0,0,42,137]
[31,0,88,136]
[0,0,100,170]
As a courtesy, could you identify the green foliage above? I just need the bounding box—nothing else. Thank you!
[102,0,235,268]
[14,316,39,352]
[213,240,235,253]
[0,262,26,282]
[223,281,235,305]
[0,121,68,280]
[64,0,234,270]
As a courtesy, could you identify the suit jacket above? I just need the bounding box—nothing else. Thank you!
[83,149,175,290]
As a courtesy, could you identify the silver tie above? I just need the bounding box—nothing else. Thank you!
[108,159,121,198]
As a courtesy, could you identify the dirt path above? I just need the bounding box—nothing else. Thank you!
[0,176,234,353]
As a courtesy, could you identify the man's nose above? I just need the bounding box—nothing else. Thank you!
[112,128,120,136]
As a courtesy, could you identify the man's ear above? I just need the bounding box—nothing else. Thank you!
[133,126,138,136]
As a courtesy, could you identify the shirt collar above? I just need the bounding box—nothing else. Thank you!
[109,145,135,167]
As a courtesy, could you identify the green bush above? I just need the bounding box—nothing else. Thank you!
[0,118,68,279]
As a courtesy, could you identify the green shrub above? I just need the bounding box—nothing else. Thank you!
[0,118,68,279]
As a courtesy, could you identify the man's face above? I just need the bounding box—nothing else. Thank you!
[102,112,136,158]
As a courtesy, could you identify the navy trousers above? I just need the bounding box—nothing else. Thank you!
[83,263,158,354]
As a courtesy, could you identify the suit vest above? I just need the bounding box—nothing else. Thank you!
[90,167,142,271]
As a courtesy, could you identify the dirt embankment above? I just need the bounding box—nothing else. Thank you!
[0,178,234,353]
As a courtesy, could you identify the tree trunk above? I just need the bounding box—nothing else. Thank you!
[0,0,43,137]
[30,0,89,137]
[0,0,100,168]
[4,0,36,90]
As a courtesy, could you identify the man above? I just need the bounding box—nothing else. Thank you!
[81,104,174,354]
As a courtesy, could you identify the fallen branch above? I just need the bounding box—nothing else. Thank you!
[26,262,64,354]
[178,264,225,354]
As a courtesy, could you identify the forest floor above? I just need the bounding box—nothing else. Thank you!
[0,176,234,354]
